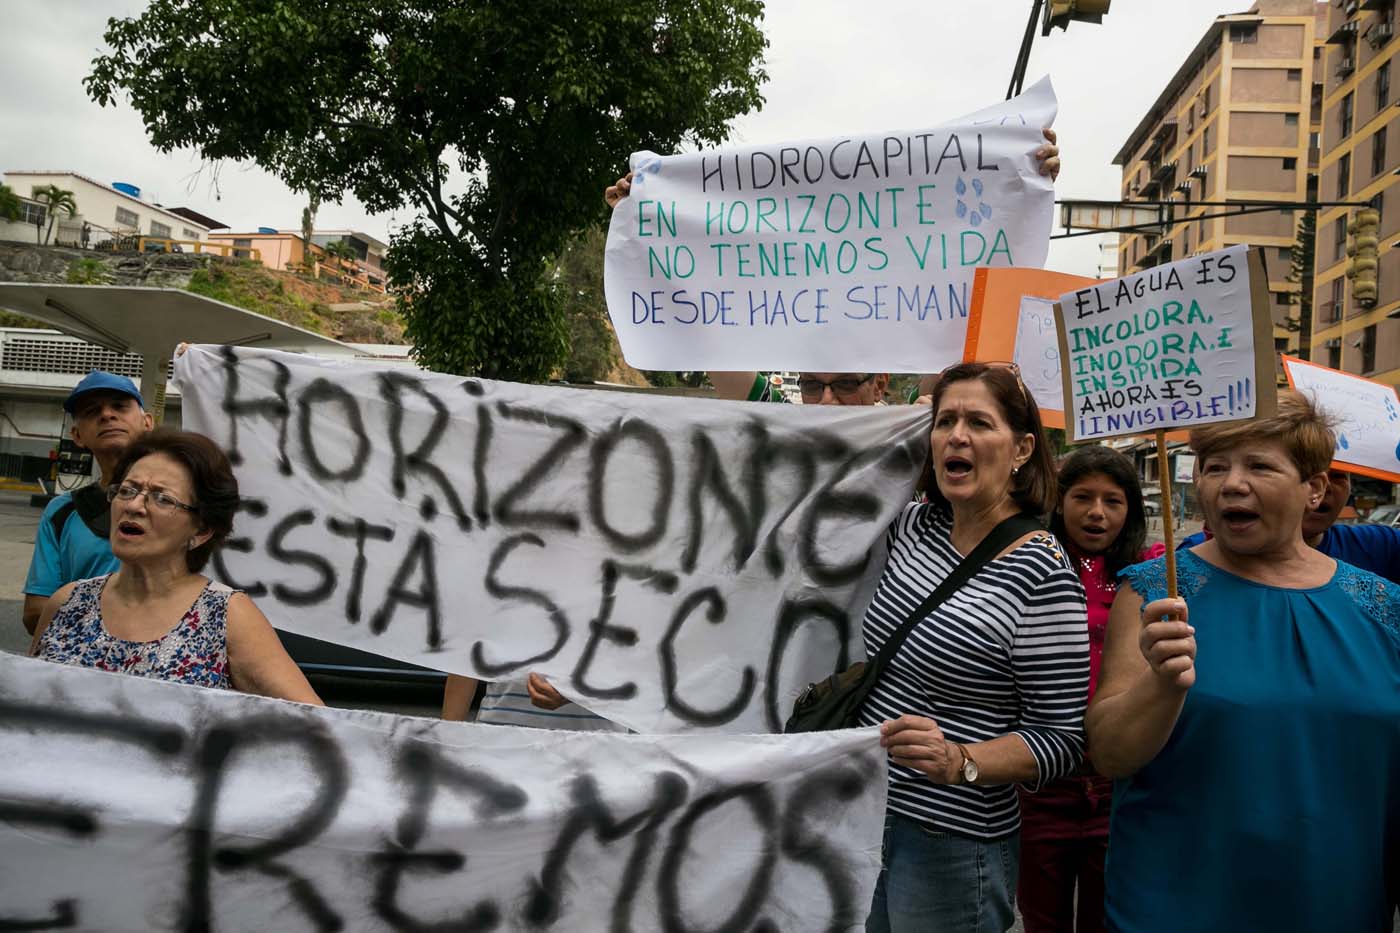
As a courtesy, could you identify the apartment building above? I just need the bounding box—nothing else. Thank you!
[1114,0,1328,358]
[1310,0,1400,382]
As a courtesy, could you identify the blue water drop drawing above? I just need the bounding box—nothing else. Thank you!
[1386,395,1399,422]
[632,156,662,185]
[970,211,982,227]
[979,202,993,219]
[956,201,968,219]
[956,178,968,196]
[1339,434,1351,450]
[972,178,984,198]
[1394,439,1400,462]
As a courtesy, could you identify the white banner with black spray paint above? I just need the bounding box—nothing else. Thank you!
[0,653,887,932]
[174,345,928,734]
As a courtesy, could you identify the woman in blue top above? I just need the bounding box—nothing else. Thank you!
[1087,391,1400,932]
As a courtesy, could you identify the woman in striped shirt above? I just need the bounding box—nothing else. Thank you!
[860,362,1090,933]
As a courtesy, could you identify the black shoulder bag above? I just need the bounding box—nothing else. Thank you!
[783,512,1044,733]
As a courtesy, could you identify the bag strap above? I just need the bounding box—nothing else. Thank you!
[873,512,1044,669]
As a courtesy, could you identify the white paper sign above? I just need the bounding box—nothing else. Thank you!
[1056,245,1267,441]
[174,346,928,735]
[1173,453,1197,484]
[1014,296,1064,414]
[1284,356,1400,481]
[603,79,1058,373]
[0,653,886,932]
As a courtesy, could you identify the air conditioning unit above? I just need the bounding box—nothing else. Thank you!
[1337,57,1356,77]
[1371,23,1395,45]
[1191,165,1209,179]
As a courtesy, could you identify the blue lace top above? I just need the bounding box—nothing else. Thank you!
[1106,551,1400,933]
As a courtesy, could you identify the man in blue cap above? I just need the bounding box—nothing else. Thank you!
[22,371,153,634]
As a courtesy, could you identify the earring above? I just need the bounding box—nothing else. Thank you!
[188,539,197,550]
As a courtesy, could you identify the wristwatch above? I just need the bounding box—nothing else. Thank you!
[954,743,979,785]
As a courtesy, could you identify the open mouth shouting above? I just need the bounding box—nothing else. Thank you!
[1219,506,1260,534]
[1077,522,1109,543]
[942,455,974,483]
[116,520,147,540]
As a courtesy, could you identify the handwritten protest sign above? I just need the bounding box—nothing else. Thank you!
[964,267,1103,428]
[0,653,886,932]
[1283,355,1400,482]
[603,78,1058,373]
[1054,245,1276,442]
[174,345,927,734]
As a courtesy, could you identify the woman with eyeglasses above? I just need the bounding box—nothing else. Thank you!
[29,429,322,704]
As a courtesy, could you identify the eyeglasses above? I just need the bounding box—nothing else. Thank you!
[983,361,1030,405]
[798,374,873,402]
[107,482,197,514]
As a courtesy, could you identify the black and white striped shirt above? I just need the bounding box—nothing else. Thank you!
[857,502,1089,840]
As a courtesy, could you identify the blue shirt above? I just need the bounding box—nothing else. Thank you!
[1108,552,1400,932]
[23,492,119,599]
[1177,523,1400,584]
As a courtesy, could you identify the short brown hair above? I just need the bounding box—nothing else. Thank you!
[111,429,240,573]
[1189,390,1335,480]
[924,362,1056,515]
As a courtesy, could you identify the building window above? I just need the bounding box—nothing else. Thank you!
[1331,276,1345,321]
[1363,324,1378,373]
[149,221,171,239]
[1285,112,1299,126]
[1230,24,1258,44]
[1337,217,1349,260]
[1374,129,1388,178]
[1380,62,1392,110]
[114,206,139,228]
[1328,342,1342,369]
[1342,92,1355,138]
[1339,152,1352,198]
[1283,157,1298,170]
[182,227,201,240]
[1279,247,1292,262]
[1310,130,1321,149]
[18,201,46,226]
[1287,68,1302,81]
[1202,125,1211,154]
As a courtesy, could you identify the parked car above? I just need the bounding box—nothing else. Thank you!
[1364,504,1400,527]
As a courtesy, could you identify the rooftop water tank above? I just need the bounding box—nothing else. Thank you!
[111,182,141,198]
[257,226,278,235]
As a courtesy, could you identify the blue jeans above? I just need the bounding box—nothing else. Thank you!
[867,813,1020,933]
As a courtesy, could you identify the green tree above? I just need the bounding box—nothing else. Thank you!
[0,183,21,223]
[1287,209,1316,357]
[551,225,617,383]
[87,1,768,381]
[32,185,77,245]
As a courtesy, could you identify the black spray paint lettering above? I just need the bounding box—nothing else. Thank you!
[219,346,292,475]
[571,561,680,701]
[659,587,755,727]
[492,401,586,533]
[0,701,185,932]
[524,772,689,932]
[763,599,852,732]
[298,378,371,483]
[367,528,442,650]
[325,517,395,623]
[378,372,473,531]
[209,496,269,599]
[267,509,337,606]
[681,425,767,575]
[798,441,922,586]
[181,714,349,933]
[372,742,529,932]
[473,533,571,676]
[589,419,675,553]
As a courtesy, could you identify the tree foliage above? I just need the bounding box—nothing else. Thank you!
[87,0,769,381]
[0,184,21,224]
[551,225,617,384]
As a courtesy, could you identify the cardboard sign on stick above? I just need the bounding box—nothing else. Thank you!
[1282,354,1400,482]
[964,267,1104,429]
[1053,245,1276,443]
[603,79,1058,373]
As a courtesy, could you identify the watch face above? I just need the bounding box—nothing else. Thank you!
[963,758,980,783]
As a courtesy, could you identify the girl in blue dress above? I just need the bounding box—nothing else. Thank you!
[1086,391,1399,932]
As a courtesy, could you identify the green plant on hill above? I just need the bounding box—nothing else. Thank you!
[0,184,21,223]
[66,258,108,284]
[87,0,769,381]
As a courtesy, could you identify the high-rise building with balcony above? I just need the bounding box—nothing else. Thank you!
[1113,1,1328,359]
[1310,0,1400,381]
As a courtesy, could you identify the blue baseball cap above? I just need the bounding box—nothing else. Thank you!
[64,371,145,414]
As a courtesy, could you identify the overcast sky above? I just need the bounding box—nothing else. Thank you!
[2,1,1255,276]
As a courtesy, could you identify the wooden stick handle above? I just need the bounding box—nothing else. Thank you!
[1156,430,1179,599]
